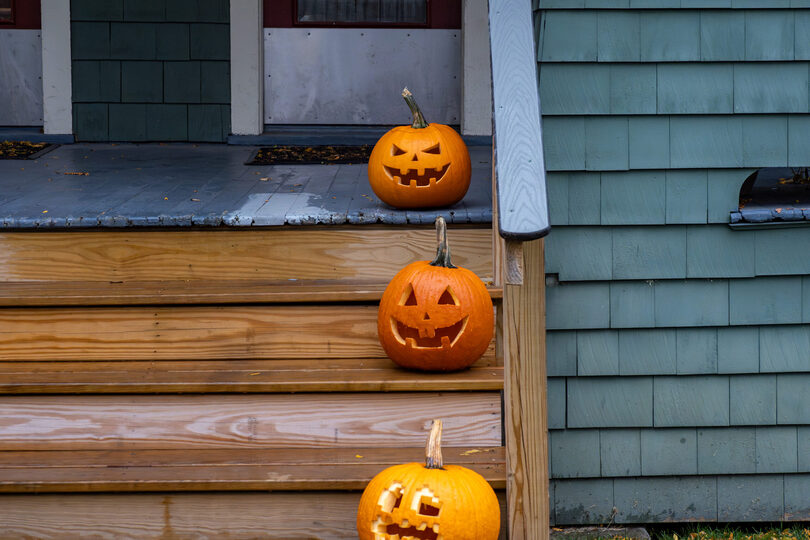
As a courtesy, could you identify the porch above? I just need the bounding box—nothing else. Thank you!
[0,142,492,228]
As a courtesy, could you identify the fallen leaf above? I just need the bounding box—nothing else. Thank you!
[163,197,168,200]
[355,454,364,459]
[460,449,482,455]
[191,198,200,202]
[260,177,270,181]
[41,210,48,214]
[249,372,260,376]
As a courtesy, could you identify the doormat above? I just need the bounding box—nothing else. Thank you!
[246,145,372,165]
[0,141,55,160]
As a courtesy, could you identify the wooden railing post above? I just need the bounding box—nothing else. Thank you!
[501,238,548,540]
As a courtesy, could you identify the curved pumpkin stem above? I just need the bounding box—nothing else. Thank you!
[402,87,429,129]
[425,419,444,469]
[430,216,457,269]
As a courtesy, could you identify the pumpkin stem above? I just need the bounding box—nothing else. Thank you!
[402,87,429,129]
[425,419,444,469]
[429,216,456,269]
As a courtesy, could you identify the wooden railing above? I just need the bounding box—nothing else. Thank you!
[488,0,550,538]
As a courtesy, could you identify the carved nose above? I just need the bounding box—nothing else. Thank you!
[423,313,431,320]
[411,155,419,161]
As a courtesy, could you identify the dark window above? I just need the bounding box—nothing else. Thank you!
[297,0,426,24]
[264,0,460,29]
[0,0,13,24]
[731,167,810,226]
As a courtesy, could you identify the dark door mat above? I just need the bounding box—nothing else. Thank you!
[246,145,373,165]
[0,141,55,160]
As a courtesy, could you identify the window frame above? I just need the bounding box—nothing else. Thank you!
[0,0,15,25]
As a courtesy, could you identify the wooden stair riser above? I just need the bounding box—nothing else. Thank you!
[0,492,508,539]
[0,304,497,362]
[0,393,502,451]
[0,227,492,283]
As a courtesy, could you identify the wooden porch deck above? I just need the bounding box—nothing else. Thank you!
[0,142,492,228]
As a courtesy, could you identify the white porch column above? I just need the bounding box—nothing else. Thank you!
[40,0,72,135]
[230,0,264,135]
[461,0,492,136]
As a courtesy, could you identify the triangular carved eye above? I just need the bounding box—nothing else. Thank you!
[392,144,407,156]
[437,287,457,305]
[400,284,418,306]
[423,143,441,154]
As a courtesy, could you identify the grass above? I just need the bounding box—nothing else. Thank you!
[650,525,810,540]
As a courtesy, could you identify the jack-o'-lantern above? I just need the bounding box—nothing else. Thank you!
[368,88,471,209]
[357,419,500,540]
[378,217,493,372]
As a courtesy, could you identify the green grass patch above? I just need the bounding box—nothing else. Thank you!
[650,525,810,540]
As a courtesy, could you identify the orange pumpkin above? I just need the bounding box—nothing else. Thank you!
[368,88,471,209]
[357,419,500,540]
[377,217,494,372]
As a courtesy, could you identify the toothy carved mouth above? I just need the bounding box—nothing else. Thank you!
[384,522,439,540]
[391,316,468,349]
[384,164,450,187]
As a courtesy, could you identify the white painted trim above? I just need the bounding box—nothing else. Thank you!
[461,0,492,136]
[230,0,264,135]
[40,0,72,135]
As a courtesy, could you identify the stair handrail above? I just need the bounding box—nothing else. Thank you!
[489,0,550,243]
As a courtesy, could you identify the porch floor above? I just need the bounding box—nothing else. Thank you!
[0,143,492,228]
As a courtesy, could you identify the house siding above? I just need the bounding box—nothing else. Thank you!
[536,1,810,524]
[70,0,230,142]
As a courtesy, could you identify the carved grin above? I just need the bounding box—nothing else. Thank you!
[384,164,450,187]
[383,522,439,540]
[391,316,468,349]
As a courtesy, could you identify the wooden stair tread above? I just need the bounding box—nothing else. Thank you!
[0,447,506,492]
[0,359,504,393]
[0,280,503,307]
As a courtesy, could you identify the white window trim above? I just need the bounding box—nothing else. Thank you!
[40,0,72,135]
[230,0,264,135]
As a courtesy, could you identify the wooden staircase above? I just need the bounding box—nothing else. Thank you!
[0,225,507,538]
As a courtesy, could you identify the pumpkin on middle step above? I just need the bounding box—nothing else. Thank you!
[377,216,493,372]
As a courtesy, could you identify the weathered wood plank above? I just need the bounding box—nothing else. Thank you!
[0,447,505,492]
[0,304,496,361]
[0,491,508,539]
[0,226,492,283]
[490,0,549,240]
[0,359,503,393]
[0,393,502,450]
[0,280,502,306]
[502,238,550,539]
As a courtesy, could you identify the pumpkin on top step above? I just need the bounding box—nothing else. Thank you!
[368,88,471,209]
[377,216,494,372]
[357,419,500,540]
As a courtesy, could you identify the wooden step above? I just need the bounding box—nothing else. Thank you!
[0,446,506,492]
[0,304,496,361]
[0,226,492,283]
[0,491,507,539]
[0,393,502,451]
[0,279,503,306]
[0,359,503,393]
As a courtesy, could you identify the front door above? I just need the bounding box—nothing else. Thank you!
[264,0,461,126]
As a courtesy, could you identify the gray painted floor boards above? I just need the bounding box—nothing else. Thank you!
[0,144,492,229]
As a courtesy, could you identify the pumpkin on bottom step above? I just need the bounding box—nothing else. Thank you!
[357,419,500,540]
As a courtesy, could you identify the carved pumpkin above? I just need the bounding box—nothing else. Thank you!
[378,217,493,372]
[357,419,500,540]
[368,88,471,209]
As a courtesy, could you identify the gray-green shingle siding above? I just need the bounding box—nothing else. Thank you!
[538,2,810,524]
[70,0,230,142]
